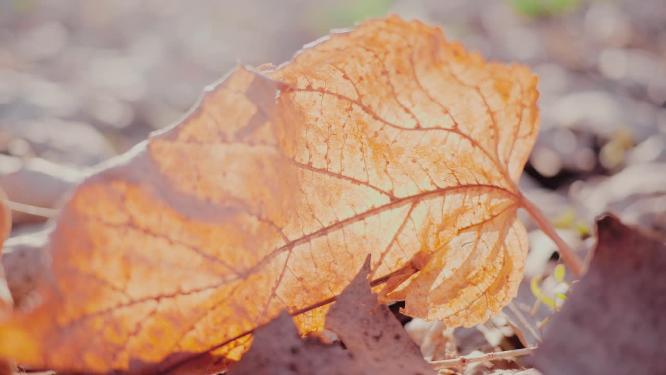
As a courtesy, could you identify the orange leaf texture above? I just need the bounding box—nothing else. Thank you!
[0,16,538,372]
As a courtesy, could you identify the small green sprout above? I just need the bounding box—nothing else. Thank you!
[530,264,569,311]
[553,208,591,238]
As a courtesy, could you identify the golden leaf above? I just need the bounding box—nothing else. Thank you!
[0,16,538,372]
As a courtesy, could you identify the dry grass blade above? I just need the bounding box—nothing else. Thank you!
[429,347,536,370]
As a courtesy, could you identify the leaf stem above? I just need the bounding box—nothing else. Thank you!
[519,194,584,277]
[429,346,537,370]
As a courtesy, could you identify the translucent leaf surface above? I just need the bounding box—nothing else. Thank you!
[0,16,538,372]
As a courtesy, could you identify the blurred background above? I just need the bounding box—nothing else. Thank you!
[1,0,664,364]
[0,0,663,162]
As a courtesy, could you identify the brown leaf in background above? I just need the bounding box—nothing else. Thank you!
[532,215,666,375]
[0,16,538,372]
[229,258,435,375]
[228,312,356,375]
[325,258,435,374]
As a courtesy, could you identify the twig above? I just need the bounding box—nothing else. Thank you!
[507,302,541,343]
[429,347,537,370]
[519,194,584,277]
[2,199,58,218]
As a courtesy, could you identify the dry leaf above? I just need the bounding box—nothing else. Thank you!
[228,312,356,375]
[0,16,538,372]
[532,215,666,375]
[324,257,435,374]
[229,258,435,375]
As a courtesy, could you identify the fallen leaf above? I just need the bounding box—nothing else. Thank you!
[228,312,356,375]
[532,215,666,375]
[325,258,434,374]
[0,16,538,372]
[229,258,435,375]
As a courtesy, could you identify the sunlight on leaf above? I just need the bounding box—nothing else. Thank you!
[0,16,539,373]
